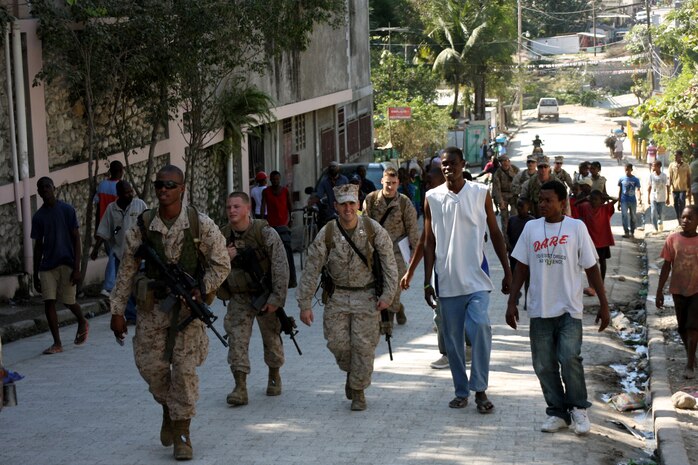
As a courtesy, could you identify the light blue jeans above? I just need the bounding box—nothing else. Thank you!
[650,200,665,231]
[530,313,592,422]
[620,200,637,235]
[102,244,117,292]
[439,291,491,398]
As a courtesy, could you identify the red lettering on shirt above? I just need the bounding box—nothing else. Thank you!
[534,235,568,251]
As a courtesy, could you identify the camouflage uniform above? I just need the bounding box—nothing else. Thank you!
[511,169,536,203]
[553,168,574,190]
[362,191,419,315]
[110,208,229,420]
[219,220,289,375]
[491,164,520,236]
[519,174,561,218]
[297,215,398,391]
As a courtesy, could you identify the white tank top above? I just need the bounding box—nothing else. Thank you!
[426,182,493,297]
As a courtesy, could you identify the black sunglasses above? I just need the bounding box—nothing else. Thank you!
[153,180,181,190]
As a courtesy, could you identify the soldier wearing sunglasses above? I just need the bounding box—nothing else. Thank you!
[109,165,230,460]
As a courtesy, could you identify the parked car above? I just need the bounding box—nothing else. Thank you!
[537,97,559,122]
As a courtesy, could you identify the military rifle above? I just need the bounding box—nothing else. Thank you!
[234,247,302,355]
[371,246,393,361]
[135,244,228,348]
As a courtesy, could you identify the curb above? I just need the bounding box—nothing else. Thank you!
[0,300,105,344]
[645,236,692,465]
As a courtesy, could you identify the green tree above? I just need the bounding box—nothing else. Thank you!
[631,0,698,150]
[374,96,451,159]
[521,0,591,38]
[371,50,440,108]
[421,0,516,120]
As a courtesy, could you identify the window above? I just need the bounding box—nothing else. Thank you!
[294,114,306,151]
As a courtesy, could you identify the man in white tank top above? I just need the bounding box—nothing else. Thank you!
[423,147,513,413]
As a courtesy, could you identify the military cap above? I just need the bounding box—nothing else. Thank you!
[554,156,564,163]
[498,155,509,162]
[526,155,538,163]
[334,183,359,204]
[536,155,550,166]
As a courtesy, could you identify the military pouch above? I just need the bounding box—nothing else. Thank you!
[320,267,335,305]
[216,279,233,301]
[135,275,155,310]
[158,294,179,314]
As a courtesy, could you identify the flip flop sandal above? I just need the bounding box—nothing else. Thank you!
[42,345,63,355]
[476,398,495,414]
[448,397,468,409]
[74,322,89,345]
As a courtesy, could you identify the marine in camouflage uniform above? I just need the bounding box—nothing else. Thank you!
[110,165,229,461]
[362,167,419,325]
[519,156,561,218]
[298,184,398,411]
[218,192,289,407]
[552,156,574,190]
[491,155,520,237]
[511,156,538,204]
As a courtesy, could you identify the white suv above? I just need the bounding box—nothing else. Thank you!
[537,98,559,122]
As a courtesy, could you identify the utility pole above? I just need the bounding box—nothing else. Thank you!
[592,0,596,57]
[517,0,523,128]
[645,0,655,91]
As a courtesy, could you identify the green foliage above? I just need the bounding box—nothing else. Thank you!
[373,96,451,159]
[632,68,698,150]
[631,0,698,150]
[369,0,420,30]
[522,0,591,38]
[371,50,440,108]
[654,0,698,67]
[420,0,516,120]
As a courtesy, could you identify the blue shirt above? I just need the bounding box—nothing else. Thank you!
[618,175,641,204]
[31,200,80,271]
[316,175,348,214]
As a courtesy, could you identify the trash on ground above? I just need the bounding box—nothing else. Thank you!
[606,419,654,440]
[610,392,647,411]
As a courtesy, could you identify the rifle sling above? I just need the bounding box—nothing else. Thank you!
[334,219,370,269]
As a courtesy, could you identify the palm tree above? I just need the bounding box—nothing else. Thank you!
[218,86,276,192]
[424,0,515,120]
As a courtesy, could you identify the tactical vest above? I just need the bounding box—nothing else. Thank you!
[325,216,378,271]
[140,206,202,280]
[221,219,271,293]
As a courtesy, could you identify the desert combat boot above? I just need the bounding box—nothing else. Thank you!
[226,371,248,406]
[351,389,367,411]
[160,405,173,446]
[266,367,282,396]
[172,418,193,460]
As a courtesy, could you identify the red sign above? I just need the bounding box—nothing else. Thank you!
[388,107,412,120]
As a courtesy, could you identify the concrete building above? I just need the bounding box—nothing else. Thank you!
[0,0,373,299]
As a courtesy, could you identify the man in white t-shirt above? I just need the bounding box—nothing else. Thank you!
[506,180,610,436]
[647,161,670,232]
[250,172,268,218]
[424,146,512,413]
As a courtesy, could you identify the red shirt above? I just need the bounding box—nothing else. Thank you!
[576,202,615,248]
[262,186,290,227]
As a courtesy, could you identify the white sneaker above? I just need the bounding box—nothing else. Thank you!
[540,415,568,433]
[430,355,449,369]
[100,289,111,298]
[570,408,591,435]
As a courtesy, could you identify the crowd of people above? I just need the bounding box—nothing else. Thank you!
[21,142,698,460]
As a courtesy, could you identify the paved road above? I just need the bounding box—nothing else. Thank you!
[1,107,654,465]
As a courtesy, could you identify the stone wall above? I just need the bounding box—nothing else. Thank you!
[44,79,153,170]
[190,143,227,226]
[0,203,23,274]
[0,53,12,185]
